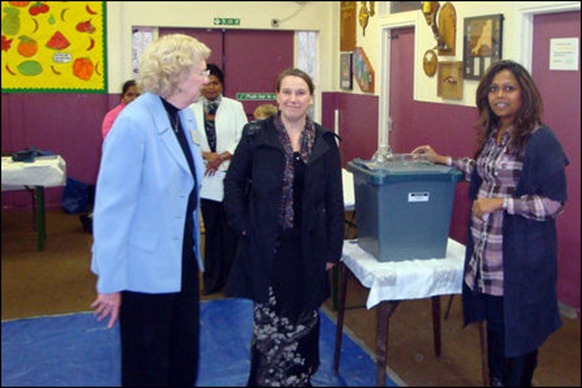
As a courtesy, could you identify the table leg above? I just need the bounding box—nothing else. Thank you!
[375,300,400,386]
[431,296,442,356]
[333,262,349,374]
[34,186,46,251]
[444,294,455,320]
[331,265,339,311]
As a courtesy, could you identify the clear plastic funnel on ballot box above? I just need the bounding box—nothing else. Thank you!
[346,156,462,262]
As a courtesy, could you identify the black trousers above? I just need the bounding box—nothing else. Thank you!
[201,199,238,294]
[484,294,538,386]
[119,285,200,386]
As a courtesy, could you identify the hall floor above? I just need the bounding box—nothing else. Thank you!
[2,210,580,386]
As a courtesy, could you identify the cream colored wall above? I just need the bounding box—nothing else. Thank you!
[105,1,579,111]
[105,1,336,96]
[336,1,580,108]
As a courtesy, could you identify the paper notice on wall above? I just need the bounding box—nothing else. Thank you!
[549,38,579,71]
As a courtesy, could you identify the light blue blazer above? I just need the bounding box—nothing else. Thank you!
[91,92,205,294]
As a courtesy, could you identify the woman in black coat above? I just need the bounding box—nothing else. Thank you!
[224,68,344,386]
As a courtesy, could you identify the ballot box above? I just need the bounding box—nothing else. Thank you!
[347,157,462,262]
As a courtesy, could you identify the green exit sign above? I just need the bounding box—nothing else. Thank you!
[213,18,240,26]
[236,93,276,101]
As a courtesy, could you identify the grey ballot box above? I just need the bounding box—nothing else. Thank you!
[347,158,462,262]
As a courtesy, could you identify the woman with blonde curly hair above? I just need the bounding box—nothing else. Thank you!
[90,34,211,386]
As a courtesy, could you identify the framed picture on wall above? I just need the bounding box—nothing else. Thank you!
[340,52,353,90]
[463,14,503,80]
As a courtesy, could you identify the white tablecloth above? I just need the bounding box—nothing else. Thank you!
[342,168,355,211]
[342,238,465,309]
[1,155,67,191]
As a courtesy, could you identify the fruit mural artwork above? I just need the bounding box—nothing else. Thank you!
[1,1,105,92]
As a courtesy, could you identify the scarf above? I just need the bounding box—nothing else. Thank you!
[273,112,315,229]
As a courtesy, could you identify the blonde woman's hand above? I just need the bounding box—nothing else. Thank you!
[90,292,121,329]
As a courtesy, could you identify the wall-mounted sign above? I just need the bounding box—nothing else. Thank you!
[236,93,276,101]
[213,18,240,26]
[549,38,579,71]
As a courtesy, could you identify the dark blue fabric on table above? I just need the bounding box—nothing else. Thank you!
[2,298,399,386]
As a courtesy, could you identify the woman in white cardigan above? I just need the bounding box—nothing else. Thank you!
[190,64,248,294]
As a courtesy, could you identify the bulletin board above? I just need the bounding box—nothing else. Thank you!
[1,1,106,93]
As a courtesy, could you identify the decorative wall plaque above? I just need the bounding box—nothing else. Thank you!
[353,46,375,93]
[340,2,357,51]
[437,61,463,99]
[340,52,353,90]
[423,49,438,77]
[437,2,456,56]
[463,14,503,80]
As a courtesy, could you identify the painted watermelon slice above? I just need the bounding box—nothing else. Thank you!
[46,31,70,50]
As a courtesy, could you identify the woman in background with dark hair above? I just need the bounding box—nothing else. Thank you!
[101,79,140,139]
[189,63,248,295]
[413,60,568,386]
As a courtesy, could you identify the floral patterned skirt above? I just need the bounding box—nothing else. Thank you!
[247,228,320,387]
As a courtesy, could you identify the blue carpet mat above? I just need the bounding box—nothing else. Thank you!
[2,298,398,386]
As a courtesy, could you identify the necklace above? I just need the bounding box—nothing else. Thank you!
[168,113,180,133]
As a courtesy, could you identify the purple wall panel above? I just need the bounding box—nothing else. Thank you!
[2,93,108,210]
[225,29,294,117]
[322,92,379,167]
[159,28,224,68]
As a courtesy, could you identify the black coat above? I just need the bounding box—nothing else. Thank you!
[223,117,344,310]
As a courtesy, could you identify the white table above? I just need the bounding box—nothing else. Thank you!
[2,155,67,250]
[333,238,475,386]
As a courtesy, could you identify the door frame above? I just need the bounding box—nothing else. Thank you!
[515,2,580,70]
[377,14,417,151]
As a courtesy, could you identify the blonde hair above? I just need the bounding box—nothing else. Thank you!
[137,34,211,98]
[253,103,278,120]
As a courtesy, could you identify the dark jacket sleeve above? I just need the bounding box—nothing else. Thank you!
[324,132,345,264]
[223,122,257,236]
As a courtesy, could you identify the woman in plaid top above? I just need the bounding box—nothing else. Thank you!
[413,60,568,387]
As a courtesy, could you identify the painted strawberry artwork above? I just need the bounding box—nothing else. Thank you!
[28,2,49,16]
[76,19,96,34]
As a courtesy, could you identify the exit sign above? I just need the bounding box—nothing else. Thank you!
[213,18,240,26]
[236,93,276,101]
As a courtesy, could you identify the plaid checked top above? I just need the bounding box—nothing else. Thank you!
[453,127,564,296]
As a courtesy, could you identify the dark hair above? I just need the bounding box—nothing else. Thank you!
[474,60,543,153]
[122,79,137,95]
[275,68,314,95]
[206,63,224,85]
